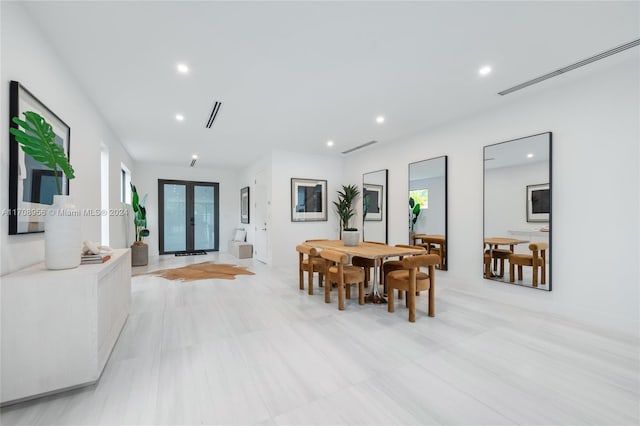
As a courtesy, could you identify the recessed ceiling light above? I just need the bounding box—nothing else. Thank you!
[327,140,334,147]
[376,116,385,124]
[175,114,184,121]
[527,153,534,158]
[192,154,198,159]
[478,66,492,76]
[177,63,189,74]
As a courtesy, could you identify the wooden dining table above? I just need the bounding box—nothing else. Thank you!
[303,240,424,303]
[483,237,529,276]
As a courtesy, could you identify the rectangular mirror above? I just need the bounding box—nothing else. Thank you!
[362,169,388,243]
[409,156,448,270]
[483,132,552,290]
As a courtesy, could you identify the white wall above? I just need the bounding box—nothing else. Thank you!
[270,150,344,268]
[134,163,239,258]
[343,57,639,335]
[0,2,134,275]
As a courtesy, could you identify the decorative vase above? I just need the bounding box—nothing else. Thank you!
[131,241,148,266]
[342,230,360,247]
[45,195,81,270]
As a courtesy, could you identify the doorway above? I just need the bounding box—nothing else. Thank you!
[253,170,270,263]
[158,179,219,254]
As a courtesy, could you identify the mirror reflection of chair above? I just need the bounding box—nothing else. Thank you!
[509,242,548,287]
[296,244,324,295]
[382,245,426,298]
[483,247,510,278]
[386,254,439,322]
[321,249,365,310]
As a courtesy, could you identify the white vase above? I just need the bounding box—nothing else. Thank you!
[342,230,360,247]
[45,195,81,270]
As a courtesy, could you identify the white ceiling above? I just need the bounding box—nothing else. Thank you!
[21,1,640,169]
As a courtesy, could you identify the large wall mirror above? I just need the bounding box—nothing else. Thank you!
[408,156,448,270]
[362,169,388,243]
[484,132,552,290]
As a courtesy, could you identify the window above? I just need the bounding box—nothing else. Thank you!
[121,163,131,204]
[409,189,429,209]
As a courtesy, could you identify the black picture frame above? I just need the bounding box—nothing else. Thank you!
[363,184,383,221]
[291,178,327,222]
[9,81,71,235]
[241,186,250,224]
[527,183,550,222]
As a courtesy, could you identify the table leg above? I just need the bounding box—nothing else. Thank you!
[364,257,386,304]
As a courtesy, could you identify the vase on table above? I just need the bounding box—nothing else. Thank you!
[45,195,81,270]
[342,230,360,247]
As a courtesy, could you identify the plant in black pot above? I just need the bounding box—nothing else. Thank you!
[333,184,360,246]
[131,183,150,266]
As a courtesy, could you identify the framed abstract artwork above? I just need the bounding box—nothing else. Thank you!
[526,183,550,223]
[363,183,383,221]
[8,81,71,235]
[291,178,327,222]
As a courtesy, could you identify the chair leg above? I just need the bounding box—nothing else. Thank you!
[324,278,331,303]
[408,284,416,323]
[364,268,370,287]
[485,258,491,279]
[499,258,505,277]
[338,284,345,310]
[308,268,314,295]
[299,266,304,290]
[388,287,395,312]
[358,281,364,305]
[398,289,404,300]
[319,273,324,287]
[509,262,515,282]
[345,284,351,299]
[541,262,546,285]
[532,264,539,287]
[428,284,435,317]
[517,265,523,281]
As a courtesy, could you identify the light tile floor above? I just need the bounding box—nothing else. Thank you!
[1,252,638,425]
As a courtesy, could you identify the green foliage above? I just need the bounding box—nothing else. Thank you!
[10,111,75,195]
[409,196,421,232]
[333,184,360,231]
[131,183,149,242]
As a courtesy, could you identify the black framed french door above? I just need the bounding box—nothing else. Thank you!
[158,179,219,254]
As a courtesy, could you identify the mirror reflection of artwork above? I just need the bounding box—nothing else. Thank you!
[483,132,552,290]
[408,156,448,270]
[9,81,71,235]
[240,186,250,224]
[362,170,388,243]
[291,178,327,222]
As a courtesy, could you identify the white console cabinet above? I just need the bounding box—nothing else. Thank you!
[1,249,131,405]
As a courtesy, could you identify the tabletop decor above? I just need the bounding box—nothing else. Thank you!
[334,184,360,244]
[291,178,327,222]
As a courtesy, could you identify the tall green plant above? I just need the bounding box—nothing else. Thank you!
[409,196,421,233]
[9,111,75,195]
[131,183,150,243]
[333,184,360,234]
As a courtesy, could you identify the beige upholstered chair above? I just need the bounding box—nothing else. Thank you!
[382,244,426,298]
[321,249,365,310]
[386,254,440,322]
[508,242,548,287]
[295,244,324,295]
[484,247,510,277]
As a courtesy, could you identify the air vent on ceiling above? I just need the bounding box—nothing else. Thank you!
[341,140,378,154]
[205,101,222,128]
[190,158,197,167]
[498,39,640,96]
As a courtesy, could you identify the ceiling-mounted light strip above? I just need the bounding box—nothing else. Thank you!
[206,101,222,128]
[341,140,378,154]
[499,39,640,96]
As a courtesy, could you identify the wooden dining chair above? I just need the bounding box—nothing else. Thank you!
[386,254,440,322]
[484,246,510,277]
[320,249,365,310]
[295,244,324,295]
[508,242,548,287]
[382,245,426,298]
[351,241,386,288]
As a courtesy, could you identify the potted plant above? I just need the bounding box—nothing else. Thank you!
[409,196,421,239]
[333,184,360,246]
[10,111,80,269]
[130,183,150,266]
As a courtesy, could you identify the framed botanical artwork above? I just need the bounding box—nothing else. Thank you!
[526,183,550,222]
[8,81,71,235]
[291,178,327,222]
[363,183,383,221]
[240,186,250,224]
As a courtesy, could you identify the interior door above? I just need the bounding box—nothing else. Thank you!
[253,170,269,263]
[159,179,219,254]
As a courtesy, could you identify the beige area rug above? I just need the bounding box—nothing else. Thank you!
[136,262,255,282]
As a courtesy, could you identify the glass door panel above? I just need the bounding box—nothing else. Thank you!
[194,185,215,251]
[163,183,186,252]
